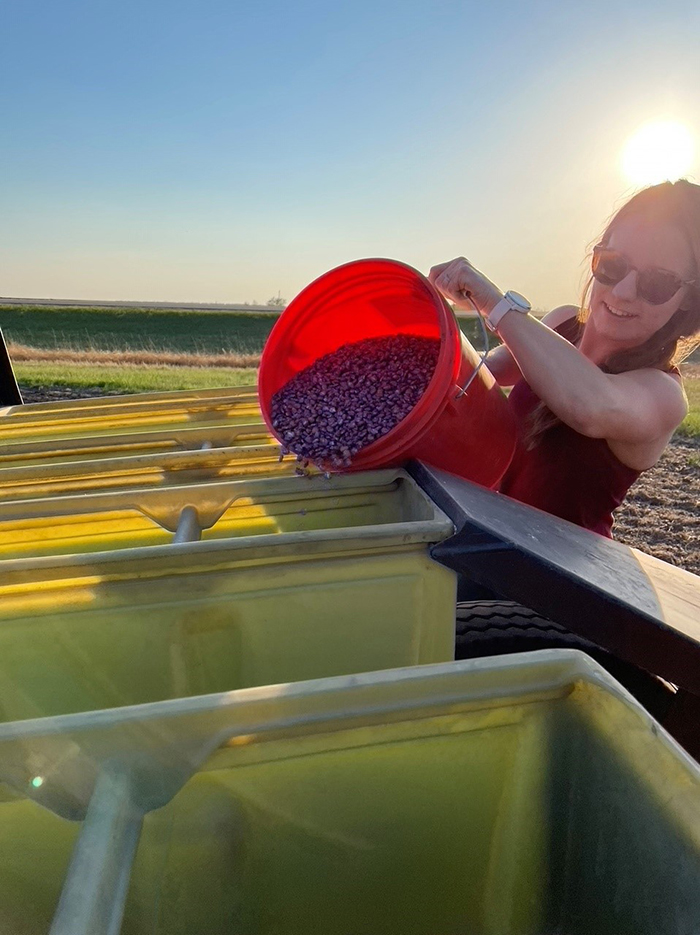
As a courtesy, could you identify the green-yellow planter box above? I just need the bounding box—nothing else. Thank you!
[2,652,700,934]
[0,471,456,721]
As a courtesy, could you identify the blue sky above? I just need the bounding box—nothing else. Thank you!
[2,0,699,307]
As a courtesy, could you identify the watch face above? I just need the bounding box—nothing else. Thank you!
[505,290,531,312]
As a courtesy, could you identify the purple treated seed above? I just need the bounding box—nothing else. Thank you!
[271,334,440,470]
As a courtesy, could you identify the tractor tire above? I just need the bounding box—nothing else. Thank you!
[455,600,674,721]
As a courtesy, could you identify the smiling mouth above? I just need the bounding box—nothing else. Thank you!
[603,301,637,320]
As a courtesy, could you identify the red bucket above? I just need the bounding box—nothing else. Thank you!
[258,258,516,487]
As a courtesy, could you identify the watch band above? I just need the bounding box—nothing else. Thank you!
[486,293,530,333]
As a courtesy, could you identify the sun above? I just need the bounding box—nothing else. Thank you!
[622,121,695,187]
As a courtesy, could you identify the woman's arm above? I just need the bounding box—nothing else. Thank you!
[429,258,687,444]
[481,343,520,387]
[494,309,687,443]
[483,305,579,387]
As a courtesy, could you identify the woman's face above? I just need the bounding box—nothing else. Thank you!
[589,217,694,348]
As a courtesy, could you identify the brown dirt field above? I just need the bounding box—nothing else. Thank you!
[15,383,700,576]
[19,383,124,403]
[18,385,126,403]
[613,434,700,575]
[8,343,260,369]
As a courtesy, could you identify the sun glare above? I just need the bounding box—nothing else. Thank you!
[622,121,695,187]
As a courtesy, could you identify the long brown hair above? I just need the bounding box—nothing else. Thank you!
[526,179,700,447]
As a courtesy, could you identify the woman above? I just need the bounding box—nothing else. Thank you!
[429,179,700,537]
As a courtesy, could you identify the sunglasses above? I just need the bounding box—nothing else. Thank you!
[591,245,696,306]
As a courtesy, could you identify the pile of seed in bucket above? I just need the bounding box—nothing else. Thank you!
[271,333,441,469]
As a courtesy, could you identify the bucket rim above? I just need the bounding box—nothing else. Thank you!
[258,257,463,470]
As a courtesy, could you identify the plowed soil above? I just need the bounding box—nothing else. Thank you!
[613,434,700,575]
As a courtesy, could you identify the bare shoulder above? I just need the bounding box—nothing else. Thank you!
[606,368,688,468]
[540,304,579,328]
[617,368,688,423]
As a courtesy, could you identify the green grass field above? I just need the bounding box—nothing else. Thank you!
[1,305,489,356]
[680,374,700,436]
[15,362,257,393]
[0,305,277,355]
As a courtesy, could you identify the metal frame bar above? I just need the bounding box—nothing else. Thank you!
[409,461,700,694]
[49,769,143,935]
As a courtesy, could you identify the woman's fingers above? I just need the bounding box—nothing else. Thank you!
[429,257,503,313]
[430,258,474,301]
[427,261,454,285]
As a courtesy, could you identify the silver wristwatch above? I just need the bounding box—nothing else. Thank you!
[486,290,531,333]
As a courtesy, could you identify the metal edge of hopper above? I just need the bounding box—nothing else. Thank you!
[407,460,700,696]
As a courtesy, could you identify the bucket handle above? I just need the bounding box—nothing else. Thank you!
[455,304,490,399]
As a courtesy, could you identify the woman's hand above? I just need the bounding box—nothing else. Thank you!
[428,257,503,316]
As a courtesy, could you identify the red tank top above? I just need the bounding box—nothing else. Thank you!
[497,318,646,538]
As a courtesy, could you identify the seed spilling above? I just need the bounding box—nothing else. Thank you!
[271,333,441,469]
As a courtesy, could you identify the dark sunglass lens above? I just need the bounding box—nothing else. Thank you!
[593,250,628,285]
[639,270,681,305]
